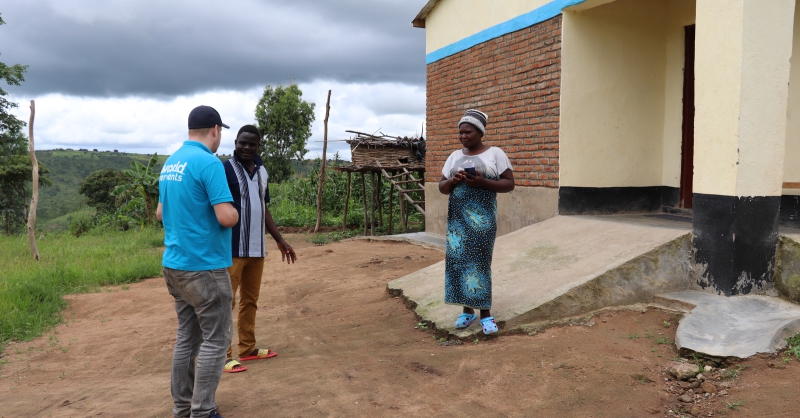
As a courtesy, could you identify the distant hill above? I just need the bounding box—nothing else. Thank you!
[34,148,317,223]
[35,149,168,222]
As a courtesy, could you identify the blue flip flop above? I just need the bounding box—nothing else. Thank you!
[454,313,478,329]
[480,317,498,335]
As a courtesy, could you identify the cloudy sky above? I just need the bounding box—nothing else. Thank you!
[1,0,429,159]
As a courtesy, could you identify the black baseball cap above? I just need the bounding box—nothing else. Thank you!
[188,105,230,129]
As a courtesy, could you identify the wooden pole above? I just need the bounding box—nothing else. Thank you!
[369,172,375,236]
[314,90,332,233]
[26,100,40,261]
[342,171,351,231]
[361,172,368,236]
[377,174,383,227]
[400,190,407,233]
[388,177,393,235]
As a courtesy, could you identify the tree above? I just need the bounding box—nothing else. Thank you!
[0,132,50,235]
[0,14,48,235]
[0,15,27,136]
[255,84,315,183]
[79,169,125,214]
[112,154,160,228]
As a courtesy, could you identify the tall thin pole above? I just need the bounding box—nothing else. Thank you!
[377,174,383,227]
[361,172,368,236]
[388,176,393,235]
[27,100,40,261]
[369,172,375,236]
[400,190,407,233]
[342,171,351,231]
[314,90,332,233]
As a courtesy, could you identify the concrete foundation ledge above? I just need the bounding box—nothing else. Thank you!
[505,233,696,333]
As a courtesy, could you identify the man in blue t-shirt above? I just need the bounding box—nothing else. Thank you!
[157,105,238,418]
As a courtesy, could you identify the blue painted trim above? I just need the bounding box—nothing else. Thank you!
[425,0,585,65]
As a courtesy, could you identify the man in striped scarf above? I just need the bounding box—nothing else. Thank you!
[221,124,297,373]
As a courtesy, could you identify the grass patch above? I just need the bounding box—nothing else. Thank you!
[0,228,163,347]
[726,401,743,410]
[721,365,747,380]
[655,336,672,345]
[784,331,800,362]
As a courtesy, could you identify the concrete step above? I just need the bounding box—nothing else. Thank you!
[389,215,694,338]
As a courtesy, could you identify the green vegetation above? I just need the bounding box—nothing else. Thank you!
[79,168,125,213]
[268,156,424,232]
[112,153,160,228]
[721,365,746,380]
[0,228,163,347]
[783,331,800,362]
[256,84,315,183]
[655,336,672,345]
[306,229,361,245]
[0,16,47,236]
[726,401,743,410]
[35,150,167,225]
[0,132,51,235]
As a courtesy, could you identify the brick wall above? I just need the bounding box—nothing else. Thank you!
[425,15,561,187]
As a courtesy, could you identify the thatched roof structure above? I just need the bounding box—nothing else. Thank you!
[338,130,425,172]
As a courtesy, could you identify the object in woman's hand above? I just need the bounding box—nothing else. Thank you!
[463,160,477,176]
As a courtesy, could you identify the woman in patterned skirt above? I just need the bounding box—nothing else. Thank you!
[438,109,515,335]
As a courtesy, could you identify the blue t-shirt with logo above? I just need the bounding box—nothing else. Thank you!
[159,141,233,271]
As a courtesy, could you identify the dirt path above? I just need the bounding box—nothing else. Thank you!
[1,236,799,417]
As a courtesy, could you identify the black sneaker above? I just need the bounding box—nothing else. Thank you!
[209,411,224,418]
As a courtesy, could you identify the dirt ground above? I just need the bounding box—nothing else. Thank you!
[1,235,799,417]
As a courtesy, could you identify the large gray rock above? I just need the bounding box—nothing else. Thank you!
[660,290,800,358]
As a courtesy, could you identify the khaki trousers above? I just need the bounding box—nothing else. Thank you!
[226,257,265,360]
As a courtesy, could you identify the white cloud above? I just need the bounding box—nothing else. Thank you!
[9,81,425,161]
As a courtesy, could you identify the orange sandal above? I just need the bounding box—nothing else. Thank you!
[239,348,277,361]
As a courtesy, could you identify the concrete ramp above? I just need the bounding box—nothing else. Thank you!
[388,215,694,338]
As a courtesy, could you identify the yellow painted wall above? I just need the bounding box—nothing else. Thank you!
[560,0,670,188]
[783,1,800,196]
[694,0,794,197]
[425,0,551,53]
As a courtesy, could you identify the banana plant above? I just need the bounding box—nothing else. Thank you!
[112,154,160,228]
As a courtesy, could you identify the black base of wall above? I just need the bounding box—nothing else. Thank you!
[558,186,680,215]
[692,193,780,296]
[780,195,800,227]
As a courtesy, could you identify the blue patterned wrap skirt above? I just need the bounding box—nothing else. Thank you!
[444,178,498,310]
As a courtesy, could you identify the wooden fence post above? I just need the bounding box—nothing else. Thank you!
[361,172,368,236]
[342,171,351,231]
[388,177,393,235]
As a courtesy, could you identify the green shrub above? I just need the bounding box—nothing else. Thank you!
[68,211,95,237]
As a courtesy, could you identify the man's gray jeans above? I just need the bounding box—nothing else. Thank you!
[163,267,233,418]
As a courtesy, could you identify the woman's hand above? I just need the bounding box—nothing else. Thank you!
[460,170,486,188]
[438,174,464,194]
